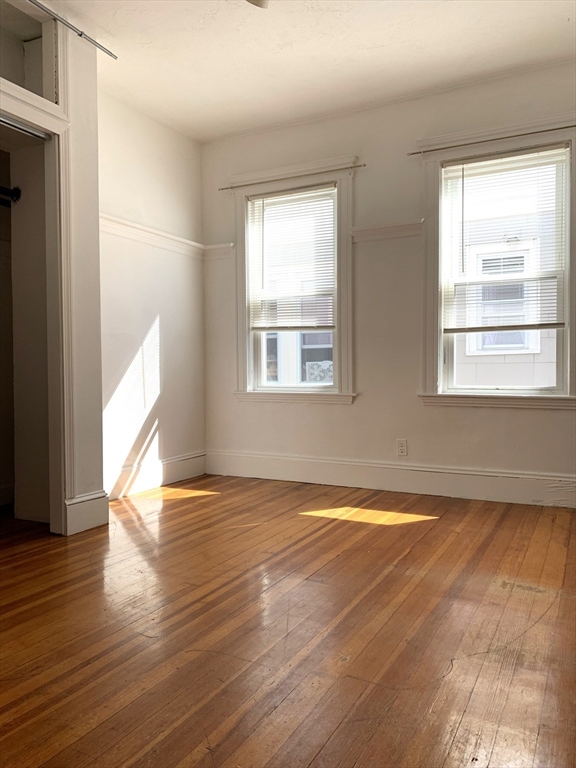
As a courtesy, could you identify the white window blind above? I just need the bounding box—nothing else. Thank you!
[441,146,569,335]
[247,185,337,331]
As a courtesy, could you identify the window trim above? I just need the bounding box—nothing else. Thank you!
[422,126,576,404]
[234,165,355,402]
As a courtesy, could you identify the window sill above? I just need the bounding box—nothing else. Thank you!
[419,393,576,410]
[234,391,356,404]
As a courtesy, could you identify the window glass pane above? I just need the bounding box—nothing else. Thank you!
[481,330,526,349]
[453,330,557,388]
[260,331,333,387]
[265,333,278,382]
[301,332,333,383]
[248,186,336,330]
[301,332,332,347]
[441,147,568,335]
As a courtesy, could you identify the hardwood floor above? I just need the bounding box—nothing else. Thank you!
[0,475,574,768]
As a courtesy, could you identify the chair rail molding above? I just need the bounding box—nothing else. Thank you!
[100,214,205,259]
[100,214,235,259]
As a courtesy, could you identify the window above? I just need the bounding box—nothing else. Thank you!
[261,330,334,386]
[438,145,570,395]
[235,164,354,401]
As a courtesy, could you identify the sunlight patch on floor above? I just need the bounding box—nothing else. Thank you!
[130,487,220,500]
[299,507,438,525]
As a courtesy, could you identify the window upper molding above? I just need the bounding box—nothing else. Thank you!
[226,155,357,190]
[416,112,576,155]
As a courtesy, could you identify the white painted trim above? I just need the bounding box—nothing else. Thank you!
[204,244,236,262]
[1,27,111,537]
[234,391,356,404]
[59,127,75,503]
[120,450,206,473]
[419,394,576,410]
[64,491,109,535]
[42,20,58,105]
[423,155,441,395]
[109,452,207,500]
[0,33,71,535]
[203,242,235,251]
[161,453,206,486]
[206,449,576,508]
[0,76,69,134]
[65,490,108,505]
[228,155,357,188]
[99,214,204,260]
[352,220,424,242]
[416,112,576,153]
[99,215,235,260]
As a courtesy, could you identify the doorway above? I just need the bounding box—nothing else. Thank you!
[0,124,52,527]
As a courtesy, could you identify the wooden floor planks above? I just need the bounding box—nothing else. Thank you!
[0,475,574,768]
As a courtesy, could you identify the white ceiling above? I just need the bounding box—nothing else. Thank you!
[51,0,575,142]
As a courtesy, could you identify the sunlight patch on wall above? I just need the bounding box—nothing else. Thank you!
[103,316,161,495]
[299,508,438,525]
[123,429,163,497]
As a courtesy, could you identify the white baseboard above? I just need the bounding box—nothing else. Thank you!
[108,452,206,501]
[162,453,206,486]
[206,450,576,508]
[64,491,109,535]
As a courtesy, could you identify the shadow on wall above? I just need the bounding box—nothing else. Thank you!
[103,315,163,499]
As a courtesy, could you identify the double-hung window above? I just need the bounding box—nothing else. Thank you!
[426,140,573,399]
[248,185,336,389]
[235,165,354,401]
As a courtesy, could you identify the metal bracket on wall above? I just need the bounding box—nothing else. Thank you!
[0,185,22,208]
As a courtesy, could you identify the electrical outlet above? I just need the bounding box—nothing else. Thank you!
[396,438,408,457]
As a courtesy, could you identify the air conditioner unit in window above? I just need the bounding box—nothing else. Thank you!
[305,361,333,382]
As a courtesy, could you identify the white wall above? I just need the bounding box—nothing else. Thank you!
[0,30,44,98]
[202,62,576,507]
[98,92,205,498]
[0,28,24,87]
[98,91,202,241]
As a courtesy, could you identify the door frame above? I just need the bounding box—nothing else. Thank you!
[1,18,94,534]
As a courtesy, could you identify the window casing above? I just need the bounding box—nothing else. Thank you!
[235,166,354,400]
[423,135,574,401]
